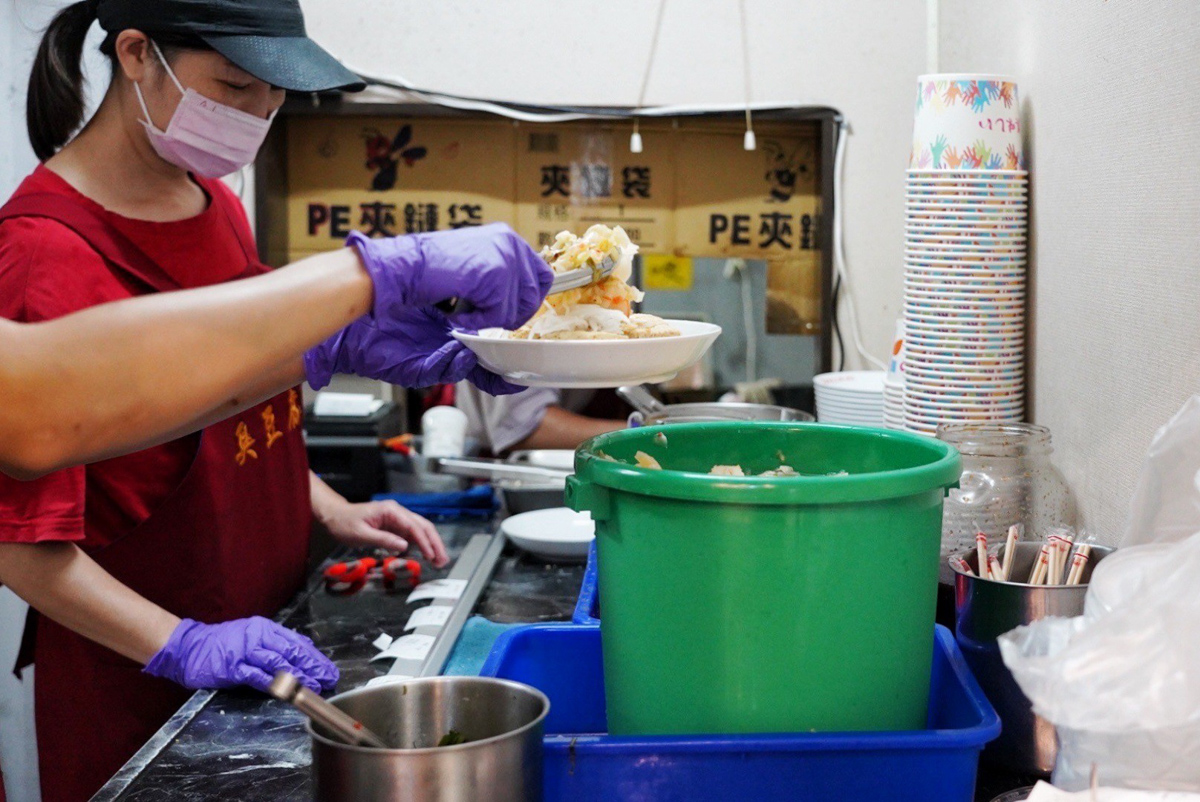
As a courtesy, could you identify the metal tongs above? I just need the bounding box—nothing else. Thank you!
[269,671,387,749]
[435,251,619,317]
[430,457,571,484]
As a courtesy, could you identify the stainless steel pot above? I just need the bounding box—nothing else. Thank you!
[630,401,815,427]
[310,676,549,802]
[952,542,1115,775]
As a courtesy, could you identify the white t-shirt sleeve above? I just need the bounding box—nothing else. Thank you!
[455,383,562,454]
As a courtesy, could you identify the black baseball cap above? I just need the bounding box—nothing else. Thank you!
[96,0,366,93]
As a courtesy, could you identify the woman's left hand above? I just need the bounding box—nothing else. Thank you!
[320,499,449,567]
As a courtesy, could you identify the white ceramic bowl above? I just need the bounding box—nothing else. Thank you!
[455,320,721,388]
[500,507,594,562]
[814,371,886,393]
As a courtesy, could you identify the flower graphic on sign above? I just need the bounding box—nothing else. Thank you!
[363,124,428,191]
[762,140,805,203]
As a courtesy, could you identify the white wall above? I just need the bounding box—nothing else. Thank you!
[302,0,931,370]
[940,0,1200,540]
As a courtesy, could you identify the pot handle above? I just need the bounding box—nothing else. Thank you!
[565,476,612,521]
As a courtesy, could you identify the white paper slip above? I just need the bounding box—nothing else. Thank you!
[373,633,394,652]
[406,578,468,603]
[313,392,386,417]
[405,605,452,631]
[370,633,435,663]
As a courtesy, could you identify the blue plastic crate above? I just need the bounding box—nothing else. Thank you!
[480,623,999,802]
[571,540,600,624]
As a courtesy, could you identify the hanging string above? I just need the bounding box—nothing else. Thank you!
[631,0,669,153]
[739,0,755,150]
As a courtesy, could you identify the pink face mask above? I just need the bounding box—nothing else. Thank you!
[134,41,276,178]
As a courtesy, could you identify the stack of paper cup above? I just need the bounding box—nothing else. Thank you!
[814,371,886,427]
[883,320,906,430]
[903,74,1027,436]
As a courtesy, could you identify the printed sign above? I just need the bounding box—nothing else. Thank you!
[284,116,822,331]
[642,254,694,291]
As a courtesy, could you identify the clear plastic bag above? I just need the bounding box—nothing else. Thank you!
[1122,395,1200,547]
[1026,780,1200,801]
[998,397,1200,791]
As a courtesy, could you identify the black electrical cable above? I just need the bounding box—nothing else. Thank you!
[831,273,845,372]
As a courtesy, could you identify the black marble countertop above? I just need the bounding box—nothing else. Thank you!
[92,520,585,802]
[92,517,1037,802]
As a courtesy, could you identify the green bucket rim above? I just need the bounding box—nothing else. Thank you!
[573,421,962,505]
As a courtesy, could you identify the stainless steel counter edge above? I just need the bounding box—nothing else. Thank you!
[89,570,328,802]
[90,689,217,802]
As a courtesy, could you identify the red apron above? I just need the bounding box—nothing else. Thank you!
[0,190,312,802]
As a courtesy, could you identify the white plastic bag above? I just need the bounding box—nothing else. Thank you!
[1026,779,1200,801]
[1122,395,1200,547]
[1000,396,1200,791]
[999,530,1200,791]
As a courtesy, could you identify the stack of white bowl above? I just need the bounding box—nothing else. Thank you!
[814,371,886,427]
[903,74,1027,436]
[883,320,906,430]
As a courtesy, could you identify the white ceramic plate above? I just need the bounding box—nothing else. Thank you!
[813,371,886,393]
[455,320,722,389]
[500,507,595,563]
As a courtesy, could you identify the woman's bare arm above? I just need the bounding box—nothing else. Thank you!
[0,542,179,664]
[0,248,371,479]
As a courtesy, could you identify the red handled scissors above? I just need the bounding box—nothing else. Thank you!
[323,556,421,595]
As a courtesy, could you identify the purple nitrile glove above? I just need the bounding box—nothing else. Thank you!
[304,307,525,395]
[143,617,338,695]
[347,224,553,333]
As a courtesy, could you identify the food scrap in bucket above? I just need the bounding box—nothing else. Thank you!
[653,432,668,448]
[634,451,663,470]
[507,225,680,340]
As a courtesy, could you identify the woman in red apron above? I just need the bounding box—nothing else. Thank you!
[0,2,550,800]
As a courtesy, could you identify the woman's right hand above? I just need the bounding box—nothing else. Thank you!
[348,223,554,333]
[303,307,523,394]
[143,616,339,694]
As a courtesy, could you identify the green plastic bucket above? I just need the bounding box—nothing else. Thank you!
[565,421,961,736]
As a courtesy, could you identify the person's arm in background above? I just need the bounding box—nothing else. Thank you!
[458,383,625,455]
[0,541,178,664]
[309,472,449,567]
[0,248,371,479]
[0,540,336,693]
[511,407,624,451]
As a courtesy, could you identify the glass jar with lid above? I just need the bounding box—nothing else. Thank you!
[936,422,1076,583]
